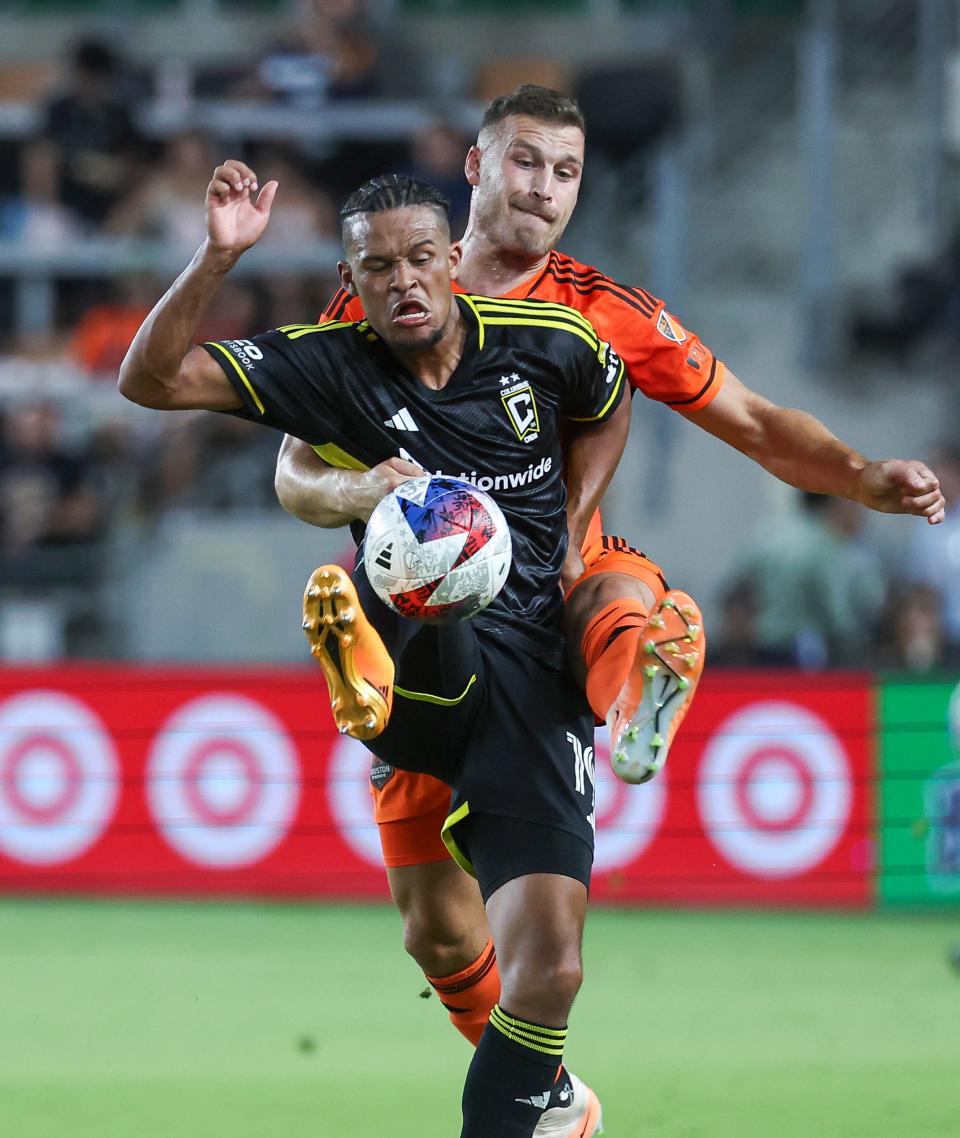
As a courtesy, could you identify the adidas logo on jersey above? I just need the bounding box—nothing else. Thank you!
[384,407,419,431]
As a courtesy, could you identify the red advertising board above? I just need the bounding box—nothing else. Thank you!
[0,666,390,899]
[590,671,875,907]
[0,667,874,906]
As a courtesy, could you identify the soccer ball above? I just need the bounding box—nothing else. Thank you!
[364,475,512,623]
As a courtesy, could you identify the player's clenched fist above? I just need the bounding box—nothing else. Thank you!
[205,159,278,258]
[857,459,946,524]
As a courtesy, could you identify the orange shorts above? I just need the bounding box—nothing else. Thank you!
[570,534,668,601]
[371,767,453,866]
[371,533,668,867]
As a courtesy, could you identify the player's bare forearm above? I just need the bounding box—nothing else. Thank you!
[275,436,424,527]
[741,403,866,498]
[276,437,359,527]
[684,370,945,523]
[119,159,277,411]
[563,393,631,552]
[118,242,241,409]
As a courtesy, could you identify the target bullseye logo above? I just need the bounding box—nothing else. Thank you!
[147,695,300,867]
[698,700,852,878]
[593,727,666,872]
[0,691,119,864]
[182,741,261,826]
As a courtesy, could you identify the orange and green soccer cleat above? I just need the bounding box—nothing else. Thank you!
[302,564,394,741]
[607,589,705,785]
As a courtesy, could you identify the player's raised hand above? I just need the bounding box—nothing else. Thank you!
[205,159,278,257]
[857,459,945,524]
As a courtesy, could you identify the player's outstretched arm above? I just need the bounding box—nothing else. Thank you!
[683,370,945,523]
[275,435,425,527]
[118,159,278,411]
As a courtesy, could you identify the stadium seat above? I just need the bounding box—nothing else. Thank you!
[0,60,57,99]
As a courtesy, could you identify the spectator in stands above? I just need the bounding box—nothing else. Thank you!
[105,129,215,253]
[725,491,887,667]
[67,276,155,377]
[248,149,339,250]
[706,576,781,667]
[877,582,960,672]
[251,0,381,108]
[256,270,340,338]
[0,181,80,251]
[144,415,281,517]
[0,401,104,585]
[20,38,143,233]
[66,270,257,378]
[903,443,960,650]
[402,122,473,237]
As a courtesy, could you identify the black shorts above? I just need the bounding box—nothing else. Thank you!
[353,559,597,898]
[454,813,594,903]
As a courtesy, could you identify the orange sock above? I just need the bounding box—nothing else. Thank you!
[425,938,500,1047]
[581,599,651,721]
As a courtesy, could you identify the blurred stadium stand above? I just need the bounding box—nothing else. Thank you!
[0,0,956,666]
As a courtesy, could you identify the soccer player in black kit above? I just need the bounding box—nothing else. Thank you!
[119,161,623,1138]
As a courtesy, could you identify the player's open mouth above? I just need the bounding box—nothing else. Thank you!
[392,301,431,327]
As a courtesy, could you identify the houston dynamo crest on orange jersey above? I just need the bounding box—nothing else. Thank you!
[656,310,687,344]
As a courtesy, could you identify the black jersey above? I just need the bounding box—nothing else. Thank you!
[204,293,625,632]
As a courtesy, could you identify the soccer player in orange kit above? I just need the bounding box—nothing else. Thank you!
[274,86,944,1138]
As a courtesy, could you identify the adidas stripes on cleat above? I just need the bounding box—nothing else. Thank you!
[607,589,705,785]
[302,564,394,741]
[533,1070,604,1138]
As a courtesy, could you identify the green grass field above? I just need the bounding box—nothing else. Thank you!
[0,901,957,1137]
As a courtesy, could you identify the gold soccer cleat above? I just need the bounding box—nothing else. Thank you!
[302,565,394,741]
[608,590,705,785]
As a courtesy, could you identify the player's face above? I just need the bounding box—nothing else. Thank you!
[467,115,584,258]
[340,206,462,353]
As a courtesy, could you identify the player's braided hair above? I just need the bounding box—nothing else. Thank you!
[340,174,450,222]
[481,84,585,135]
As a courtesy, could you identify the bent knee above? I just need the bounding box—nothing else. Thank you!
[401,908,488,977]
[567,570,659,622]
[500,956,583,1019]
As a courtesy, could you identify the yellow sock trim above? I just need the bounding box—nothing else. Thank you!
[490,1005,567,1057]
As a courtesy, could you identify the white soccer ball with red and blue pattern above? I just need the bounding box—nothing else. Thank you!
[364,475,512,623]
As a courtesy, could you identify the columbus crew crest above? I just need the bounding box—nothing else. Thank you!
[499,372,540,444]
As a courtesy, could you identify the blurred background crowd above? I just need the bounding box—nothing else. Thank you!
[0,0,958,669]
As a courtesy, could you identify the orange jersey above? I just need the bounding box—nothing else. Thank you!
[321,249,725,412]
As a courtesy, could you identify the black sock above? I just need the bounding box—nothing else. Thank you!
[546,1066,573,1109]
[460,1004,567,1138]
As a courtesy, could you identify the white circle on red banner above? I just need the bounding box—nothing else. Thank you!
[326,727,666,872]
[147,694,300,867]
[327,735,382,866]
[697,700,852,878]
[0,690,119,864]
[593,727,666,872]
